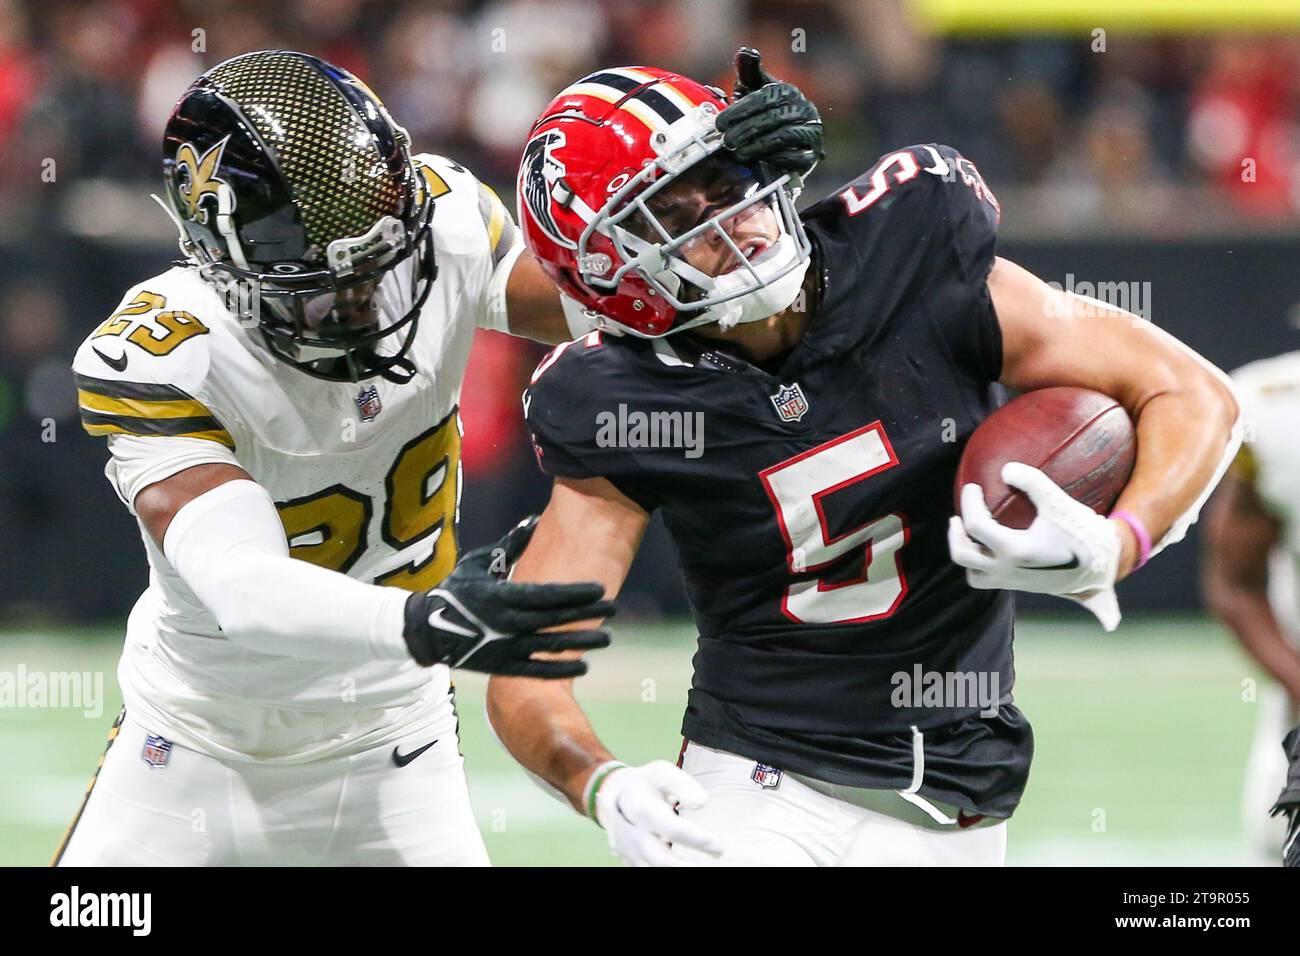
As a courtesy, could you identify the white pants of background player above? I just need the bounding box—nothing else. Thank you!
[1242,683,1294,861]
[54,711,488,866]
[671,742,1007,866]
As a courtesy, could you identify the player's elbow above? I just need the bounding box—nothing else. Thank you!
[1148,349,1239,447]
[193,558,283,646]
[1189,363,1240,442]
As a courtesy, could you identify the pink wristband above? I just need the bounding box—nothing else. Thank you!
[1109,509,1152,571]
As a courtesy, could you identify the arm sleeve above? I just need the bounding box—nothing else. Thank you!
[162,479,412,663]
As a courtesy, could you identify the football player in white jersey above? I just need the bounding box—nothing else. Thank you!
[1203,353,1300,864]
[56,49,811,867]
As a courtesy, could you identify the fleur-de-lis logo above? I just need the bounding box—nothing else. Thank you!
[175,136,231,224]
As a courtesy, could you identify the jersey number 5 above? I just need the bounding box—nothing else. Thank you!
[759,422,909,624]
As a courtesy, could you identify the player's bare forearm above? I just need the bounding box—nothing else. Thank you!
[486,477,650,809]
[990,256,1239,577]
[1206,574,1300,710]
[488,675,616,811]
[504,250,571,344]
[1203,476,1300,706]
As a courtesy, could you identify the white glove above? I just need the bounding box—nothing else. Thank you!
[589,760,724,867]
[947,462,1123,631]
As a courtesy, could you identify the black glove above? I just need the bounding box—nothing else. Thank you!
[403,517,614,678]
[1273,723,1300,867]
[715,47,824,180]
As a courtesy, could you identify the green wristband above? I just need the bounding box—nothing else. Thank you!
[583,761,627,823]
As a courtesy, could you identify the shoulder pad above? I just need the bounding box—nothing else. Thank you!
[412,154,518,265]
[829,143,999,285]
[832,144,999,227]
[72,271,233,448]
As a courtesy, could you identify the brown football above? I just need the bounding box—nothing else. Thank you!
[954,387,1136,530]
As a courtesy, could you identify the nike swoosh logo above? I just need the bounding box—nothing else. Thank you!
[392,739,438,768]
[428,606,476,638]
[957,810,986,829]
[92,346,128,372]
[1021,558,1080,571]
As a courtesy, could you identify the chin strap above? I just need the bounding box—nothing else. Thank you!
[345,346,417,385]
[375,353,417,384]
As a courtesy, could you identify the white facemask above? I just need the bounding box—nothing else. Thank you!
[699,232,810,331]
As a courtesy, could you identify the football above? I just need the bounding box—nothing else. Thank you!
[954,387,1137,530]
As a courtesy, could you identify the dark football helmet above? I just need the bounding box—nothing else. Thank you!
[160,50,435,383]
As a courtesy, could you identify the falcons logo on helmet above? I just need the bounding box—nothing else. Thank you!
[521,129,576,250]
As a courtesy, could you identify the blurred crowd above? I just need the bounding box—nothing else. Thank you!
[1,0,1299,232]
[2,0,1299,621]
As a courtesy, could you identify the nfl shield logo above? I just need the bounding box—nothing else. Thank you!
[141,733,172,768]
[770,383,809,422]
[751,763,782,789]
[354,385,383,422]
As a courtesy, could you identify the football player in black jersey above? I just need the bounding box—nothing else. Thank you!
[488,52,1242,866]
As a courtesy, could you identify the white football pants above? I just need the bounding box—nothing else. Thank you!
[54,710,488,866]
[1242,683,1295,861]
[671,741,1007,866]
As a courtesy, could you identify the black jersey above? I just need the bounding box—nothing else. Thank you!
[524,144,1032,818]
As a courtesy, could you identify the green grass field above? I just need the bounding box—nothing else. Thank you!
[0,615,1276,866]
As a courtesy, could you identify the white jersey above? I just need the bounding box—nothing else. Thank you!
[1231,352,1300,644]
[72,155,523,763]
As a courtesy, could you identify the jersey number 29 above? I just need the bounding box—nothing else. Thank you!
[275,411,461,592]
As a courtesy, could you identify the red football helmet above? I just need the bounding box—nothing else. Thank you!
[517,66,811,338]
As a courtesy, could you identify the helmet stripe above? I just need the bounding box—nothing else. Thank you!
[562,82,626,105]
[575,70,641,93]
[619,98,671,133]
[646,78,704,116]
[600,67,660,86]
[566,69,688,130]
[594,69,687,125]
[629,87,683,124]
